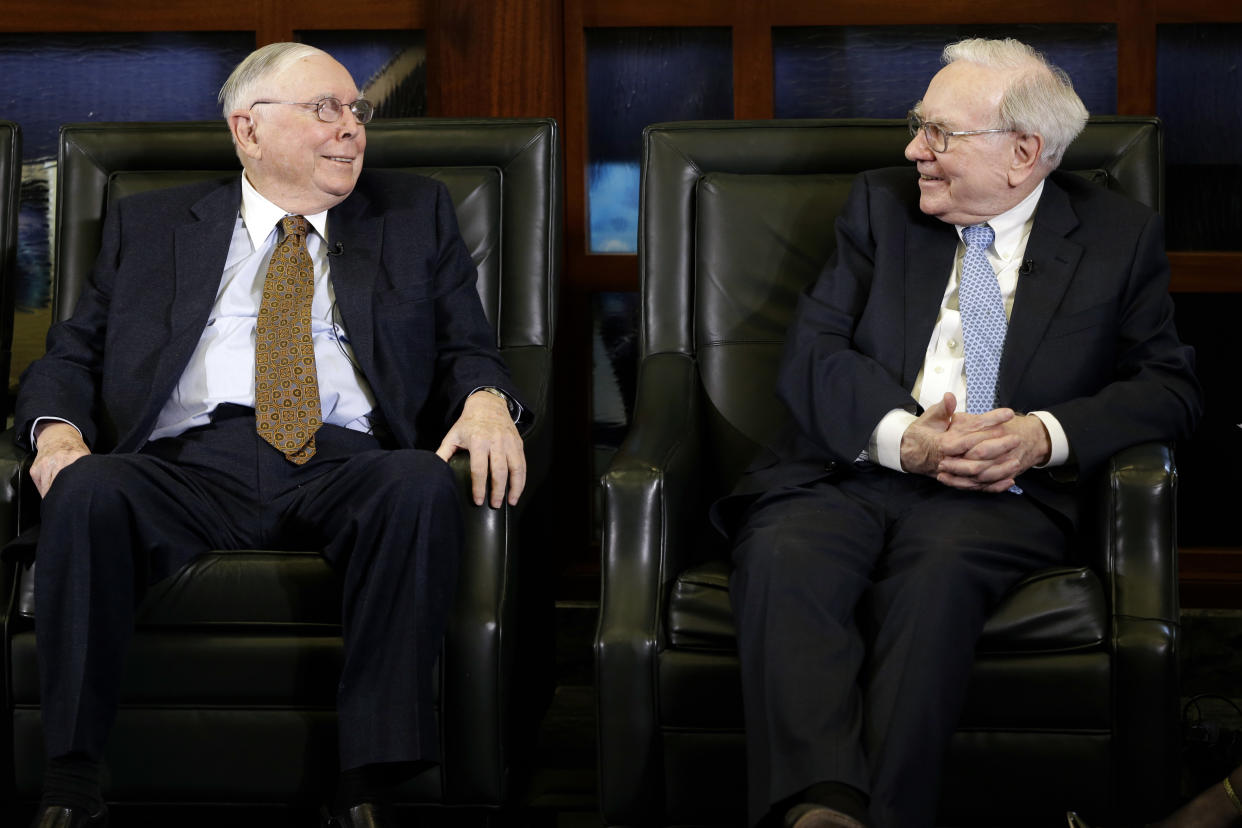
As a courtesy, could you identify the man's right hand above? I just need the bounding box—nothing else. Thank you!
[899,392,1017,478]
[30,422,91,498]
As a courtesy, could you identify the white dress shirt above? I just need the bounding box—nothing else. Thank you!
[868,180,1071,471]
[149,174,377,440]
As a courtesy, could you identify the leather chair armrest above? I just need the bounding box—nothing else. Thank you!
[440,450,516,805]
[0,428,28,800]
[0,428,31,546]
[1093,440,1181,822]
[1094,441,1178,622]
[597,351,704,825]
[0,430,33,625]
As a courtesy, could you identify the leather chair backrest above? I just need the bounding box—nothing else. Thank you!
[56,119,559,349]
[640,117,1161,486]
[55,119,560,462]
[0,121,20,422]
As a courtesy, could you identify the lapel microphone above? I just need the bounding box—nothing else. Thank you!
[1018,259,1034,275]
[327,242,345,257]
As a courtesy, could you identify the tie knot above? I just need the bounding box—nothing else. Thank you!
[962,223,994,250]
[280,214,308,240]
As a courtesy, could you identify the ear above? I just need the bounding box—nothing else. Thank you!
[228,111,262,161]
[1008,132,1044,187]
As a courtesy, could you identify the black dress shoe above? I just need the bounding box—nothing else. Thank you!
[29,804,108,828]
[321,802,394,828]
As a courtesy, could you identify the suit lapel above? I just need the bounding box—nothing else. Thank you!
[902,217,959,389]
[326,188,382,382]
[138,179,239,442]
[998,178,1082,404]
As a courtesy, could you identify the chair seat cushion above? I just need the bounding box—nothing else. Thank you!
[667,558,1108,654]
[19,551,342,626]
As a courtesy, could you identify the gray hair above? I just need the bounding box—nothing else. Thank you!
[942,38,1088,166]
[218,42,327,116]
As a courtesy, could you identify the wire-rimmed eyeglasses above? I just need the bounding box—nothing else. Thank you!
[907,110,1012,153]
[249,97,374,125]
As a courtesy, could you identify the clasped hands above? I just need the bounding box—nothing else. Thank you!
[899,392,1050,493]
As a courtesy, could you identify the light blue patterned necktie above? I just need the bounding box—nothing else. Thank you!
[959,223,1006,415]
[959,223,1022,494]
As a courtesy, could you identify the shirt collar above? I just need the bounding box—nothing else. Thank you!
[955,179,1044,259]
[239,173,330,249]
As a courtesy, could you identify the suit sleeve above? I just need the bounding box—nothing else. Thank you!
[13,200,123,451]
[425,181,529,433]
[776,172,917,464]
[1041,211,1201,474]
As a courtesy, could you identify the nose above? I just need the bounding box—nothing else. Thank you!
[905,129,934,162]
[336,108,361,139]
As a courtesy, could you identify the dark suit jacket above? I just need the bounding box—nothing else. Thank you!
[736,166,1202,524]
[15,169,522,455]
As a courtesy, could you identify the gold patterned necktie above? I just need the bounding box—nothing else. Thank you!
[254,215,321,464]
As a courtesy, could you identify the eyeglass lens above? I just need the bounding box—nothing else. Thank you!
[908,115,946,152]
[317,98,374,124]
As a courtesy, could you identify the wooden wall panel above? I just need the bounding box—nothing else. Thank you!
[0,0,424,38]
[428,0,564,119]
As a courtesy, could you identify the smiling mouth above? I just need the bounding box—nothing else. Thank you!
[325,156,355,164]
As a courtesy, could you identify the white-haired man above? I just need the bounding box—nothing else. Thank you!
[722,38,1201,828]
[18,43,526,828]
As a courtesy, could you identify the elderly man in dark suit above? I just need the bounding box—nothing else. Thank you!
[17,43,526,828]
[725,38,1202,828]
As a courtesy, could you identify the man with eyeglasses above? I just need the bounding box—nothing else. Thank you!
[723,38,1200,828]
[17,43,527,828]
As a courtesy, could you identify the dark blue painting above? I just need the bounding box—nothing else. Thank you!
[1157,23,1241,251]
[586,27,733,254]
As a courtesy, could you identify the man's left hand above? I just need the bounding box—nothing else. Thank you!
[436,390,526,508]
[935,413,1051,493]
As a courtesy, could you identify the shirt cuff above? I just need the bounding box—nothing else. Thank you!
[1029,410,1069,468]
[32,416,83,450]
[871,409,918,473]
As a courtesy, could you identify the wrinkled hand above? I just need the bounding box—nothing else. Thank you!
[30,422,91,498]
[435,390,526,508]
[936,411,1050,493]
[900,392,1016,479]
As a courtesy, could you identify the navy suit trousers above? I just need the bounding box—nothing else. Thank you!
[33,408,461,772]
[730,468,1070,828]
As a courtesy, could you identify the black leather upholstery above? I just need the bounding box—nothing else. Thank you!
[597,118,1178,827]
[0,121,21,802]
[0,121,18,424]
[1,118,560,808]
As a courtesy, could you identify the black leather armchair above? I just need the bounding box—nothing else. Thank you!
[0,118,560,811]
[596,118,1179,827]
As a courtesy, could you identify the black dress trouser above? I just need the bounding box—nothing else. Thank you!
[730,468,1071,828]
[33,408,461,772]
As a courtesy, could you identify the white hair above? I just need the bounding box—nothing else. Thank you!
[942,37,1089,166]
[218,42,327,116]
